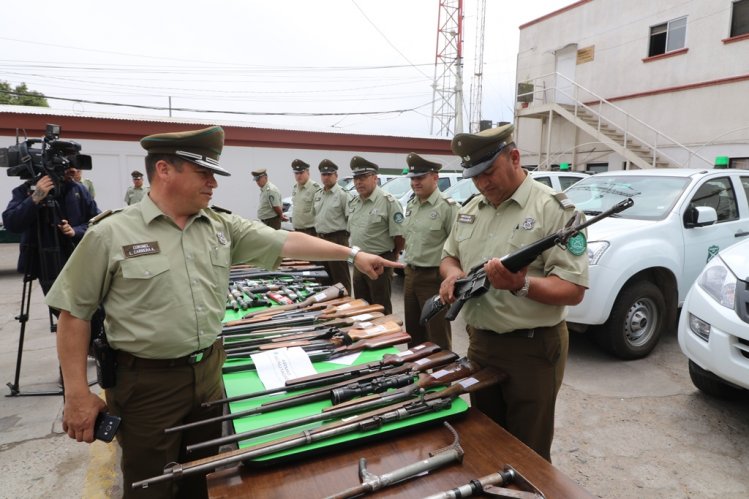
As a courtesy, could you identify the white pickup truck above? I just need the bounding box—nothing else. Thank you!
[564,169,749,359]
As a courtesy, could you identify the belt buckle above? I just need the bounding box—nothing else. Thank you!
[188,351,204,365]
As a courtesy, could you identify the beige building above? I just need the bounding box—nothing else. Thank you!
[514,0,749,172]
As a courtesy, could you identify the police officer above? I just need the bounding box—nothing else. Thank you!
[290,159,320,236]
[313,159,353,294]
[251,168,286,229]
[124,170,147,205]
[348,156,405,315]
[402,153,458,350]
[46,126,401,498]
[439,124,589,462]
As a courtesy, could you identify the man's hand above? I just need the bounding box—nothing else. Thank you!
[281,214,289,222]
[484,258,527,291]
[31,176,54,204]
[58,219,75,238]
[62,390,107,443]
[439,256,466,304]
[353,252,404,280]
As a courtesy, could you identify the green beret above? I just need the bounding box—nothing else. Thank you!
[291,159,310,172]
[405,153,442,178]
[350,156,379,177]
[140,126,229,176]
[318,159,338,173]
[251,168,267,179]
[452,123,514,178]
[131,170,144,179]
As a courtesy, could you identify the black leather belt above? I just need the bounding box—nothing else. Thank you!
[474,327,536,339]
[318,230,348,237]
[406,264,439,271]
[116,340,218,369]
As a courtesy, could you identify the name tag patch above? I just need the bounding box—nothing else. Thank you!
[123,241,160,258]
[458,214,475,224]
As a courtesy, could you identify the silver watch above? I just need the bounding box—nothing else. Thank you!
[511,276,530,297]
[347,246,361,265]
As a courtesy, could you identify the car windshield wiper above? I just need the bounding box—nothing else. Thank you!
[583,210,602,216]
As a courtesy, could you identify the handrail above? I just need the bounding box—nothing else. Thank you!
[516,72,713,169]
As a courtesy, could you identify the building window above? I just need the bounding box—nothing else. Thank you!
[586,163,608,174]
[730,157,749,169]
[649,17,687,57]
[732,0,749,37]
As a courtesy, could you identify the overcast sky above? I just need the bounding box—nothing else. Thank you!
[0,0,571,137]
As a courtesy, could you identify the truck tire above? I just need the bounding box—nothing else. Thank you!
[688,360,744,399]
[596,280,665,359]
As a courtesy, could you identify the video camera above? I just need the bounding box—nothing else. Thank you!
[0,124,92,183]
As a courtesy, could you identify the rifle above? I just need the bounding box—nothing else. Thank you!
[239,287,352,320]
[222,304,384,333]
[205,342,442,407]
[221,310,387,336]
[132,368,504,490]
[325,422,463,499]
[423,465,545,499]
[421,198,634,324]
[221,330,411,374]
[184,354,472,453]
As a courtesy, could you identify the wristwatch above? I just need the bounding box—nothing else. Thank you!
[511,276,530,297]
[347,246,361,265]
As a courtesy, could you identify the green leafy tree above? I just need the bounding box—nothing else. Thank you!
[0,81,49,107]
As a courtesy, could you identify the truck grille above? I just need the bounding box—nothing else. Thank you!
[737,278,749,325]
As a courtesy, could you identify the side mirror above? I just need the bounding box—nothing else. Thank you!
[684,206,717,228]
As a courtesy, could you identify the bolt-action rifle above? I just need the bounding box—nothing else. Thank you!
[132,368,504,490]
[205,342,441,407]
[420,198,634,325]
[185,355,474,453]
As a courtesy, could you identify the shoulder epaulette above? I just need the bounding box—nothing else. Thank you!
[210,205,232,214]
[445,197,457,205]
[384,192,396,202]
[89,208,122,225]
[553,192,575,211]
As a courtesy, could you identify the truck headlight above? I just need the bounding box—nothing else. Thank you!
[586,241,609,265]
[697,257,736,309]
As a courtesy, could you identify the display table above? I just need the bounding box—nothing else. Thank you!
[207,408,593,498]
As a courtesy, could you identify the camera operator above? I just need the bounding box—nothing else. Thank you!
[2,165,100,294]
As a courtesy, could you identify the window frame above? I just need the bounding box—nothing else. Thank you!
[648,16,688,57]
[731,0,749,38]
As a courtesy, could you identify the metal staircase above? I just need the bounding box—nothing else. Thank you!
[516,73,711,169]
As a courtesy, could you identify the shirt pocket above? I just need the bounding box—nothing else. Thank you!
[454,222,475,242]
[120,254,170,280]
[210,245,231,268]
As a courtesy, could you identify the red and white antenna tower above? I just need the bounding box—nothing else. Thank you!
[430,0,464,137]
[469,0,486,132]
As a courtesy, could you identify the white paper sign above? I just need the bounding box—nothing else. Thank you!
[251,347,317,390]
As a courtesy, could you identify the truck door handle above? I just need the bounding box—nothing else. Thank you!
[735,231,749,238]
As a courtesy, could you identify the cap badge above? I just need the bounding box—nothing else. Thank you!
[216,232,228,245]
[521,217,535,230]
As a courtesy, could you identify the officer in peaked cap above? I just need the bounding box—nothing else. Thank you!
[452,122,514,178]
[251,168,286,229]
[140,125,230,176]
[313,159,353,293]
[124,170,147,205]
[350,155,379,177]
[402,153,457,350]
[347,155,404,314]
[440,123,589,462]
[48,124,403,498]
[290,159,320,235]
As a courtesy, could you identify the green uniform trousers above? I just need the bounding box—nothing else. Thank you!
[466,322,568,462]
[318,230,352,295]
[403,266,451,350]
[352,251,395,315]
[261,216,281,230]
[106,342,226,499]
[294,226,317,237]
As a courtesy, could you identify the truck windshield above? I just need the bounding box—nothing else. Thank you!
[566,175,690,220]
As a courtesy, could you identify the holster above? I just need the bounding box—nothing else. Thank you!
[92,336,117,389]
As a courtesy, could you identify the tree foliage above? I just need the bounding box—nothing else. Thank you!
[0,81,49,107]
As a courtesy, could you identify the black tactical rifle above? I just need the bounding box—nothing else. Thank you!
[420,198,634,325]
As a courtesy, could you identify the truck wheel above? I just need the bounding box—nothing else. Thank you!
[688,360,744,399]
[596,280,665,359]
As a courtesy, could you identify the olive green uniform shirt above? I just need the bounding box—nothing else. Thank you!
[348,186,404,255]
[313,183,351,234]
[442,174,589,333]
[124,186,147,205]
[257,181,283,220]
[292,179,321,229]
[46,195,288,359]
[82,178,95,198]
[403,189,458,267]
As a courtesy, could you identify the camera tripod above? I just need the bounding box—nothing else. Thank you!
[6,194,74,397]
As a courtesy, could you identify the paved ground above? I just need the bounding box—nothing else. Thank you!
[0,242,748,498]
